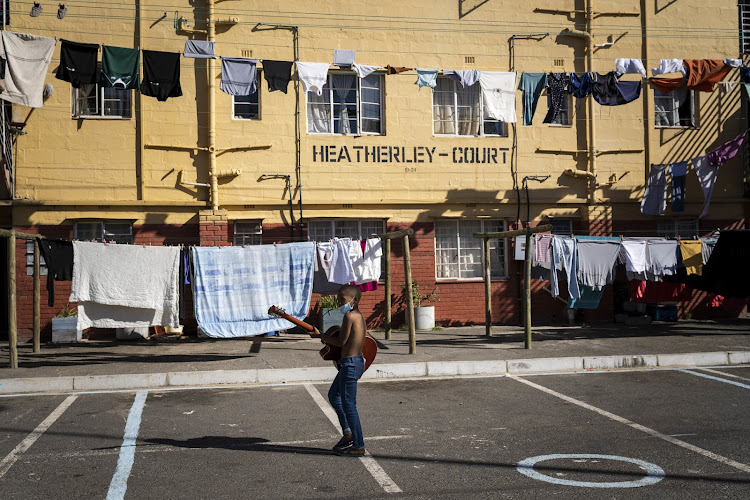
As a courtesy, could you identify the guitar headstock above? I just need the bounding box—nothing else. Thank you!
[268,305,286,318]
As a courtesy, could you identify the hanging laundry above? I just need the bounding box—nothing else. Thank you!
[533,233,552,263]
[352,64,381,79]
[479,71,517,123]
[543,72,566,124]
[683,59,731,92]
[741,66,750,83]
[707,131,747,167]
[262,60,293,93]
[592,72,641,106]
[296,61,329,95]
[723,58,742,68]
[701,238,716,264]
[692,155,717,218]
[650,77,684,94]
[679,240,703,275]
[443,69,481,88]
[550,236,580,300]
[70,242,181,329]
[39,239,73,307]
[640,164,668,216]
[329,238,356,284]
[568,72,593,98]
[353,238,383,284]
[56,39,99,88]
[333,49,355,67]
[313,242,340,295]
[0,31,56,108]
[220,57,258,95]
[568,286,604,309]
[140,50,182,101]
[57,3,67,19]
[518,72,548,126]
[685,230,750,300]
[183,40,216,59]
[651,59,686,77]
[415,68,438,89]
[576,240,621,291]
[386,65,412,74]
[615,58,647,78]
[620,239,648,274]
[101,45,140,89]
[669,161,688,212]
[191,243,315,338]
[30,2,42,17]
[628,280,692,303]
[647,239,680,277]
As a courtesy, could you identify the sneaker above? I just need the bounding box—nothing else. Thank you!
[336,447,366,457]
[332,433,353,452]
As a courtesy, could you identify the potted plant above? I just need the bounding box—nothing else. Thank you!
[51,303,82,343]
[402,279,440,330]
[319,294,343,333]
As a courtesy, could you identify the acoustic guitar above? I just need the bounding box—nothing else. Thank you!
[268,305,377,372]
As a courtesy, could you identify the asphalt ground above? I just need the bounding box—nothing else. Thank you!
[1,366,749,499]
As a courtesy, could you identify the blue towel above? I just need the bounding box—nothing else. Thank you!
[568,285,604,309]
[191,243,315,337]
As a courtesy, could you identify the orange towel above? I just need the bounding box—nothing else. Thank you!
[683,59,731,92]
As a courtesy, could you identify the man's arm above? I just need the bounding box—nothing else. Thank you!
[311,314,352,347]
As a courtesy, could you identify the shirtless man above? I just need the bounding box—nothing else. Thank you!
[311,285,367,456]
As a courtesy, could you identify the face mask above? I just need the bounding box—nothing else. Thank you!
[337,301,353,314]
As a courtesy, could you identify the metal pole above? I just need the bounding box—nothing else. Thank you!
[484,237,492,336]
[33,238,40,353]
[384,238,392,340]
[402,235,416,354]
[8,230,17,368]
[207,0,218,210]
[524,227,533,349]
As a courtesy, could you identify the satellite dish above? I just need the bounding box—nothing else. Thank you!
[43,83,54,100]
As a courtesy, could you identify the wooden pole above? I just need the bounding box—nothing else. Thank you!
[402,234,416,354]
[8,230,17,369]
[484,237,491,337]
[33,238,41,353]
[384,238,392,340]
[524,228,534,349]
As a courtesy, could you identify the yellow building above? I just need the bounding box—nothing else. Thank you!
[2,0,748,339]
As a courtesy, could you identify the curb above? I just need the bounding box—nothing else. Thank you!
[0,350,748,395]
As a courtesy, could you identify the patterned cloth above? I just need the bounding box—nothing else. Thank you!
[543,72,566,123]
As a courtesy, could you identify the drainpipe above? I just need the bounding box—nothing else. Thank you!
[586,0,596,205]
[207,0,218,210]
[136,0,144,200]
[641,0,650,185]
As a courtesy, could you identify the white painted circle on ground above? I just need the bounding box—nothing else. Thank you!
[516,454,665,488]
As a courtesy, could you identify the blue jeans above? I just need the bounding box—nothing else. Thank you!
[328,355,365,449]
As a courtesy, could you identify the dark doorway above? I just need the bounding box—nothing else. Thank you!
[0,239,8,340]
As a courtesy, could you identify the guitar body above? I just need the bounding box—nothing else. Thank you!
[319,326,378,372]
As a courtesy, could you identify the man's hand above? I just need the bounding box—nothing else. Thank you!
[310,327,322,339]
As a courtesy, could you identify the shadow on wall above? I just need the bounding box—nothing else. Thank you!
[458,0,491,19]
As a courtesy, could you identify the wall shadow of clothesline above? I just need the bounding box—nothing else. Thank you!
[458,0,492,19]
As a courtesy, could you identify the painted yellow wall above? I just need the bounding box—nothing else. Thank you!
[8,0,748,226]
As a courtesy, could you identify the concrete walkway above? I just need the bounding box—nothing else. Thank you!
[1,320,749,394]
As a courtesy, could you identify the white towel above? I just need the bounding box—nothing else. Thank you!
[0,31,56,108]
[651,59,686,77]
[296,61,330,96]
[615,58,646,78]
[355,238,383,283]
[352,64,381,79]
[70,242,180,329]
[479,71,517,123]
[329,238,356,284]
[620,240,648,273]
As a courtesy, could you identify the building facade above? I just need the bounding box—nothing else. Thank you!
[2,0,749,340]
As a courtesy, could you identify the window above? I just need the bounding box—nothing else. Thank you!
[433,78,506,137]
[232,75,261,120]
[550,218,573,235]
[25,241,48,276]
[548,94,571,126]
[657,218,699,239]
[654,88,697,128]
[74,221,133,244]
[233,221,262,245]
[306,73,384,135]
[741,1,750,54]
[308,219,385,241]
[435,219,507,280]
[72,84,132,119]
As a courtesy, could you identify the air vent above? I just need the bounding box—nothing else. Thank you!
[465,56,475,64]
[244,204,255,209]
[241,49,253,58]
[554,59,564,67]
[465,203,476,208]
[342,204,353,209]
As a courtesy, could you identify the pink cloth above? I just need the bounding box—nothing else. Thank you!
[707,131,747,167]
[534,233,552,263]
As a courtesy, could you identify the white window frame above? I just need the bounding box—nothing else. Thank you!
[72,84,132,119]
[233,220,262,245]
[741,1,750,54]
[305,72,385,136]
[231,74,261,120]
[434,219,508,281]
[74,221,133,244]
[657,218,699,239]
[548,94,572,127]
[432,77,507,138]
[654,89,698,129]
[307,219,386,241]
[26,240,48,276]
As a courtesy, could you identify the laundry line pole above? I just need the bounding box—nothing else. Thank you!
[474,225,551,347]
[377,228,416,353]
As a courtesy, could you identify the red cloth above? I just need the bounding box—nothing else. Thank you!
[650,77,684,94]
[629,280,693,303]
[683,59,731,92]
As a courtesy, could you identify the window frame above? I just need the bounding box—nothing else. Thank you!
[233,220,263,245]
[305,72,385,136]
[549,218,573,235]
[547,93,572,127]
[26,240,48,277]
[656,218,699,239]
[307,219,386,241]
[654,89,698,129]
[741,0,750,54]
[72,84,132,120]
[432,77,507,138]
[434,219,509,281]
[231,73,261,121]
[73,220,133,244]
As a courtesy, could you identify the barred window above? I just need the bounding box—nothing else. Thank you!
[435,219,507,279]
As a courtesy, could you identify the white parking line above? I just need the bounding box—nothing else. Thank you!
[698,368,750,382]
[0,395,77,479]
[303,384,403,494]
[680,369,750,389]
[509,375,750,474]
[106,391,148,500]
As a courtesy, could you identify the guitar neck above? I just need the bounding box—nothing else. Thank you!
[276,311,314,332]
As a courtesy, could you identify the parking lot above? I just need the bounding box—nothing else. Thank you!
[1,366,749,499]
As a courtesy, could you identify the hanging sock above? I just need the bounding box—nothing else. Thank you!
[183,40,216,59]
[57,3,66,19]
[30,2,42,17]
[640,164,668,216]
[518,72,548,126]
[220,57,258,96]
[101,45,140,89]
[479,71,517,123]
[415,68,438,89]
[615,58,647,78]
[543,72,566,123]
[707,131,747,167]
[692,155,716,219]
[140,50,182,101]
[262,60,293,93]
[56,39,100,88]
[669,161,688,213]
[296,61,329,95]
